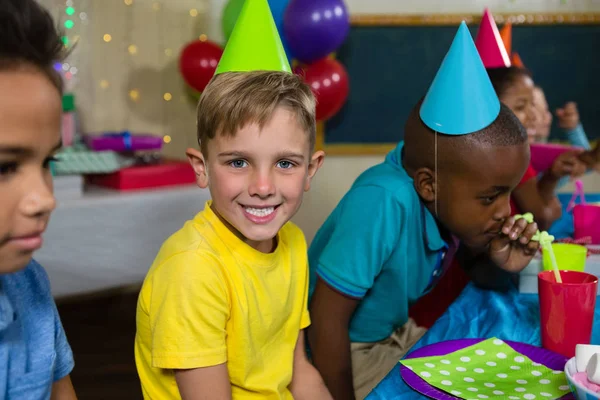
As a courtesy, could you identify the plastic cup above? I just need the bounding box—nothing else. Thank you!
[542,243,587,272]
[538,270,598,358]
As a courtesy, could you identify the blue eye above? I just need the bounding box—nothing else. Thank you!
[230,160,248,168]
[277,160,294,169]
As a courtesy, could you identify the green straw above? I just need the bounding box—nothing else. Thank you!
[514,213,561,283]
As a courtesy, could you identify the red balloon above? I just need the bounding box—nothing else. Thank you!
[294,58,349,121]
[179,40,223,93]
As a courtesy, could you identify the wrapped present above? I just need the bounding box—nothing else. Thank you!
[84,131,163,152]
[54,145,135,175]
[86,160,196,191]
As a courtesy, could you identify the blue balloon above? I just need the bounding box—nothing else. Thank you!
[267,0,294,62]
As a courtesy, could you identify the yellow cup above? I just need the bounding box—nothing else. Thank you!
[542,243,587,272]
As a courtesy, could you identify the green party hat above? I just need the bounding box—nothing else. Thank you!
[215,0,291,74]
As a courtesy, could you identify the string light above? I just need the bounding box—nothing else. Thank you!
[164,48,173,57]
[199,34,208,42]
[189,9,198,17]
[64,20,74,29]
[163,135,172,144]
[66,6,75,15]
[163,93,172,101]
[124,0,133,4]
[100,80,109,89]
[128,45,138,55]
[129,89,140,102]
[103,34,112,42]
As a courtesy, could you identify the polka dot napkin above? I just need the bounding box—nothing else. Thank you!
[400,338,570,399]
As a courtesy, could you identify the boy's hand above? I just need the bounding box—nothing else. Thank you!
[555,102,580,130]
[549,150,587,179]
[488,216,540,273]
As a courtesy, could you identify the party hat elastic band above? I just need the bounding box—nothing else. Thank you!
[475,8,511,68]
[420,21,500,135]
[500,22,512,56]
[215,0,291,74]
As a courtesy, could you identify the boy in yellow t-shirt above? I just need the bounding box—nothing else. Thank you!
[134,1,331,399]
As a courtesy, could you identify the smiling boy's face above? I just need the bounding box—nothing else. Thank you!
[0,69,62,273]
[188,106,324,253]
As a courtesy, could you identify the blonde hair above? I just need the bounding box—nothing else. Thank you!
[196,71,316,155]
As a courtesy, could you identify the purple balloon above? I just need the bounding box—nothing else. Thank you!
[284,0,350,64]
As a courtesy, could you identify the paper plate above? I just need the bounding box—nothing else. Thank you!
[400,339,574,399]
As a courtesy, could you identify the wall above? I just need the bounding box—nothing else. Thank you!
[50,0,600,243]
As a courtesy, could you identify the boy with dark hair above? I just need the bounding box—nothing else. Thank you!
[307,22,540,399]
[0,0,76,398]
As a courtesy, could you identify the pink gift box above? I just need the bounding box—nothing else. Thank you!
[84,131,163,152]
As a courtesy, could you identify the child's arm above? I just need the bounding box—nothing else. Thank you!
[308,279,359,400]
[457,246,515,291]
[511,176,561,231]
[308,186,400,399]
[51,376,77,400]
[290,330,333,400]
[175,365,232,400]
[148,253,231,399]
[557,102,592,149]
[511,151,587,231]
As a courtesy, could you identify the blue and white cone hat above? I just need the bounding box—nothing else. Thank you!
[419,21,500,135]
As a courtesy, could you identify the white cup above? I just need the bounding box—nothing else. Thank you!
[576,344,600,372]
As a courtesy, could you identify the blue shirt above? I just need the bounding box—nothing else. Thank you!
[0,260,74,399]
[308,142,452,343]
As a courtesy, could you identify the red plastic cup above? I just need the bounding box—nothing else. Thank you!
[538,270,598,358]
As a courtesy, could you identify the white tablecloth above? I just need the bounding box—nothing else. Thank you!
[35,184,211,298]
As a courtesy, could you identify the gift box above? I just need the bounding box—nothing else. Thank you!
[54,145,135,175]
[86,160,196,191]
[84,131,163,152]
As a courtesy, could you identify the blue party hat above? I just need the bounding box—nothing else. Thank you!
[420,21,500,135]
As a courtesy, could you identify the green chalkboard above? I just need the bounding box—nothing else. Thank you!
[323,21,600,150]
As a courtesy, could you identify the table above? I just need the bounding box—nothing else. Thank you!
[367,192,600,399]
[367,283,600,399]
[35,184,211,298]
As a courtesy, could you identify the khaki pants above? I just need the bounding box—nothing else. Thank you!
[350,318,427,399]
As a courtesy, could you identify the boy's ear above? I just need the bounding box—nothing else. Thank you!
[413,167,436,203]
[186,148,209,189]
[304,150,325,191]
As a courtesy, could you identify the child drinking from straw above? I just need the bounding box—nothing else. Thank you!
[307,22,541,400]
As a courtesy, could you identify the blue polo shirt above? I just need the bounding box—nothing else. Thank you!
[308,142,452,343]
[0,260,74,399]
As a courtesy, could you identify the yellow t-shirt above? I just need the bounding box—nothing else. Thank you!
[134,201,311,399]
